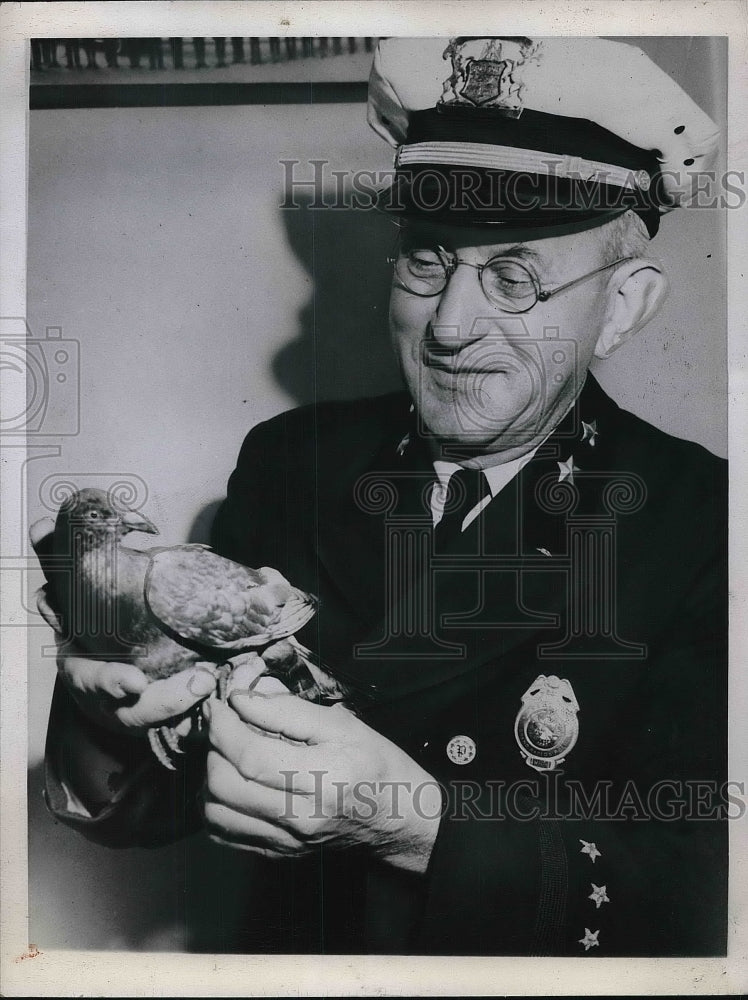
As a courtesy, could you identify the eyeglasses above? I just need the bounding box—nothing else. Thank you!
[388,245,634,314]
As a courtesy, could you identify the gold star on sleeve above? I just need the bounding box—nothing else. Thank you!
[579,927,600,951]
[579,839,601,862]
[557,455,580,484]
[589,883,610,908]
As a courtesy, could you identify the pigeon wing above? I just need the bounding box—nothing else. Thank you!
[144,545,317,652]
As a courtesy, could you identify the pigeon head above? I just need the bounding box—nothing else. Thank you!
[55,488,159,545]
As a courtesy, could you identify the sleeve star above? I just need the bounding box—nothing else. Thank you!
[557,455,580,484]
[581,419,598,446]
[589,883,610,908]
[579,927,600,951]
[579,839,601,862]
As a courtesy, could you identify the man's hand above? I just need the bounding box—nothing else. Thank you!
[203,691,443,874]
[31,518,219,739]
[36,584,218,738]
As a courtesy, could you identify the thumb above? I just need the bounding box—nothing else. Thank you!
[117,664,217,727]
[228,690,330,744]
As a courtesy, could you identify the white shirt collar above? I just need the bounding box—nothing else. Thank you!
[431,445,541,529]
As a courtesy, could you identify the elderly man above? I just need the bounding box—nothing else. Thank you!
[40,37,727,956]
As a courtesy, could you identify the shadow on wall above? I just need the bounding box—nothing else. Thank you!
[272,196,402,406]
[188,197,403,544]
[188,499,223,544]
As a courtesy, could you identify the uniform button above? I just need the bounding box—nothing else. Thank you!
[446,735,477,765]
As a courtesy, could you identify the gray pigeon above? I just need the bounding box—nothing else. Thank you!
[46,488,350,768]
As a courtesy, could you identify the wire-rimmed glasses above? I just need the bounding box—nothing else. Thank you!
[388,244,634,314]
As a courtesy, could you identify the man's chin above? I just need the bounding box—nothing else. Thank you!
[416,399,547,455]
[419,419,544,460]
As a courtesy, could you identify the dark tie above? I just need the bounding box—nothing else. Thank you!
[434,468,490,553]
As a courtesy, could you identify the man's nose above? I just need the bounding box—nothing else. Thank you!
[429,262,492,347]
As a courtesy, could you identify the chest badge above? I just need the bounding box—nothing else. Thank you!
[514,675,579,771]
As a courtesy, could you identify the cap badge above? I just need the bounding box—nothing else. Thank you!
[440,37,541,116]
[514,674,580,771]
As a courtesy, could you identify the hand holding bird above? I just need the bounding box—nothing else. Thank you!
[32,488,353,770]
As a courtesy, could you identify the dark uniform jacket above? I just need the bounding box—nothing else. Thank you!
[44,374,728,956]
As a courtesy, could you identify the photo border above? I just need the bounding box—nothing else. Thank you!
[2,2,746,995]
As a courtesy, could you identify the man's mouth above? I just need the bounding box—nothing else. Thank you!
[422,351,519,376]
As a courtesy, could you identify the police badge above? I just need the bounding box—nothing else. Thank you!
[439,36,542,117]
[514,675,579,771]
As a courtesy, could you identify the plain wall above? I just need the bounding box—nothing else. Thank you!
[26,37,726,949]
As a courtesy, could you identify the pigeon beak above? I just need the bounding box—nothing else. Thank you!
[120,509,159,535]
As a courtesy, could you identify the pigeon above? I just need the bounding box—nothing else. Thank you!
[43,487,353,769]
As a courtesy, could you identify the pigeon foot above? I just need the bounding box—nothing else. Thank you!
[147,726,178,770]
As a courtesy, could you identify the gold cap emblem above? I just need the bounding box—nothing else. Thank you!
[440,37,542,117]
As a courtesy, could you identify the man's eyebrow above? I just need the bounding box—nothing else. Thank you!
[500,244,546,264]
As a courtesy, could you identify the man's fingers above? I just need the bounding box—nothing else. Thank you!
[116,665,217,727]
[97,664,150,699]
[207,834,295,861]
[205,697,314,788]
[226,653,292,697]
[228,690,334,744]
[62,656,147,699]
[203,800,305,857]
[224,652,266,697]
[206,750,312,824]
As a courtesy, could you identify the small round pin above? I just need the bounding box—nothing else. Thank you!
[446,735,477,765]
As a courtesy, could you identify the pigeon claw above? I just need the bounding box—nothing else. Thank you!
[160,724,185,756]
[147,725,178,770]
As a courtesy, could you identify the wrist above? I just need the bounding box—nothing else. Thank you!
[377,775,443,875]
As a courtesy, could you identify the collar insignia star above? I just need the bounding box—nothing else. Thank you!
[580,839,601,862]
[396,432,410,457]
[589,883,610,908]
[581,419,598,446]
[557,455,580,484]
[579,927,600,951]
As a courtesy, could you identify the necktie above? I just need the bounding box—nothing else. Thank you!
[433,468,490,553]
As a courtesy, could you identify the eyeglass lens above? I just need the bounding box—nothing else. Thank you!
[396,249,538,312]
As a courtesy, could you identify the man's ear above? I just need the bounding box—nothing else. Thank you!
[594,260,668,360]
